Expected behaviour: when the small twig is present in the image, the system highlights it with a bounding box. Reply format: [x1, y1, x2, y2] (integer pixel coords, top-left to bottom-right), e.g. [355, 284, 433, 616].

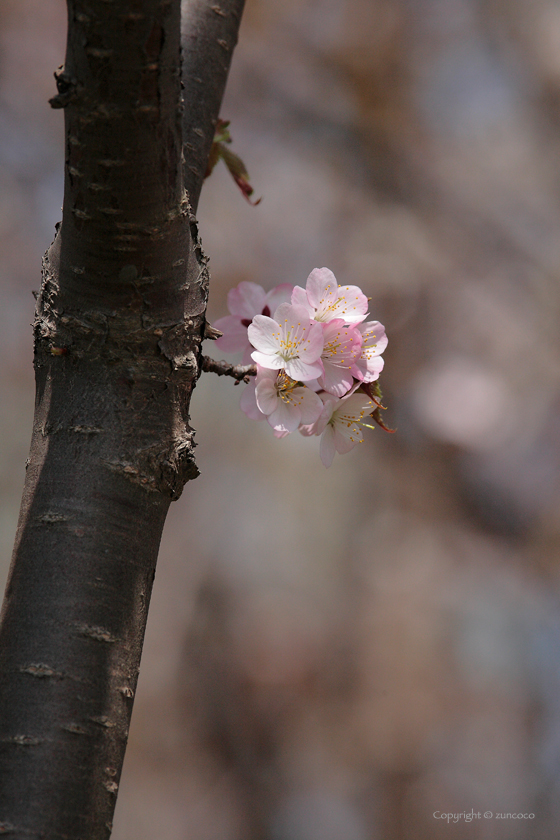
[201, 355, 256, 383]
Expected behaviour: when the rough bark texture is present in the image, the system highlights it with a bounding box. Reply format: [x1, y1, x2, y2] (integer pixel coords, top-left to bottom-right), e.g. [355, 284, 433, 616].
[0, 1, 244, 836]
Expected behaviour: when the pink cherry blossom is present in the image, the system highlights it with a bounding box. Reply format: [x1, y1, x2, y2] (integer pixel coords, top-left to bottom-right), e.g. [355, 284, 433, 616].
[308, 392, 375, 467]
[318, 319, 363, 397]
[353, 320, 388, 383]
[291, 267, 369, 325]
[248, 303, 324, 382]
[214, 281, 293, 363]
[255, 368, 323, 433]
[210, 269, 390, 464]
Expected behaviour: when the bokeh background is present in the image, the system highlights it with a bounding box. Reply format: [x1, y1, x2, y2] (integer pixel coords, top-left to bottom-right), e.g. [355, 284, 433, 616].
[2, 0, 560, 837]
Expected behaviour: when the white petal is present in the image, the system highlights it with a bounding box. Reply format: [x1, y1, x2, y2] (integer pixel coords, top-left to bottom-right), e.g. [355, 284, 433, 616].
[267, 399, 301, 433]
[313, 397, 337, 436]
[296, 388, 324, 425]
[328, 285, 369, 323]
[255, 366, 279, 384]
[255, 379, 279, 415]
[247, 314, 282, 354]
[336, 393, 374, 417]
[251, 350, 284, 369]
[329, 393, 373, 448]
[285, 356, 324, 382]
[333, 423, 363, 453]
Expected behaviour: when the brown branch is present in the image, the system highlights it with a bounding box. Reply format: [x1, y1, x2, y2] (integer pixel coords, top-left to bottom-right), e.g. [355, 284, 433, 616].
[201, 355, 257, 383]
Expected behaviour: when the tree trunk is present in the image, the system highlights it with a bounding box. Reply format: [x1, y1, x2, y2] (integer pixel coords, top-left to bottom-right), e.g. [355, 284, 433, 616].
[0, 1, 244, 836]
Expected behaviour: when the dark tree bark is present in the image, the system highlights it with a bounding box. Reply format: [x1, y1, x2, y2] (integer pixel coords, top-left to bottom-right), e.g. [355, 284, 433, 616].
[0, 0, 244, 836]
[182, 0, 245, 211]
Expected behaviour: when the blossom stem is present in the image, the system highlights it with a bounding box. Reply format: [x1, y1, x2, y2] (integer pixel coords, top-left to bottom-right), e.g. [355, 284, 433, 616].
[200, 355, 257, 383]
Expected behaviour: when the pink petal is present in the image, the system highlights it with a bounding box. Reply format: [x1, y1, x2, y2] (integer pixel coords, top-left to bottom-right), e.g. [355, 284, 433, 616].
[273, 302, 309, 325]
[321, 320, 362, 363]
[319, 363, 355, 397]
[358, 320, 388, 354]
[354, 355, 385, 383]
[305, 378, 322, 392]
[290, 285, 313, 315]
[227, 281, 267, 318]
[319, 321, 362, 395]
[241, 345, 256, 364]
[305, 267, 338, 310]
[265, 283, 293, 315]
[214, 315, 250, 354]
[297, 319, 325, 363]
[354, 320, 387, 381]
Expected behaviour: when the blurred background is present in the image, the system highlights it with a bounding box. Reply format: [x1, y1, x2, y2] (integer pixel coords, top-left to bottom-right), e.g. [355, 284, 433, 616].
[2, 0, 560, 837]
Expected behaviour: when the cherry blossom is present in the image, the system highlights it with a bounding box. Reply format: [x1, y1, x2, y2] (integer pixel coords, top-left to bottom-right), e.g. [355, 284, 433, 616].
[306, 391, 376, 467]
[291, 267, 369, 324]
[214, 281, 293, 363]
[318, 319, 363, 397]
[353, 320, 388, 383]
[248, 303, 324, 381]
[254, 368, 323, 433]
[205, 267, 391, 465]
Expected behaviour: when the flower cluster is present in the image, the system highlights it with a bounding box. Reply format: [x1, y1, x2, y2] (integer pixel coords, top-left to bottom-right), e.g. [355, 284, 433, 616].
[214, 268, 388, 467]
